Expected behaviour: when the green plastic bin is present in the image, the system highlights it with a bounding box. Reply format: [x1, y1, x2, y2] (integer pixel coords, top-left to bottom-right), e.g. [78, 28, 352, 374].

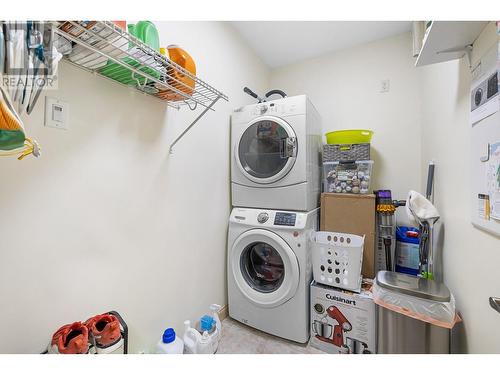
[99, 21, 161, 86]
[325, 129, 374, 145]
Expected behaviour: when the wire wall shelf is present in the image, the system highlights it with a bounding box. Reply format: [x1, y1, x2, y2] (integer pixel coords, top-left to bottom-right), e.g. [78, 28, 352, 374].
[53, 21, 228, 152]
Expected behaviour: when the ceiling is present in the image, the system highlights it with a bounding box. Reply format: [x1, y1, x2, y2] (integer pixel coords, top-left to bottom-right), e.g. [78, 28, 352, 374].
[229, 21, 412, 68]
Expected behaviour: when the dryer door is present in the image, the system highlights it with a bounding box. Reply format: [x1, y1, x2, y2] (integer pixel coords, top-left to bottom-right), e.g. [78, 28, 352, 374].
[230, 229, 300, 308]
[236, 116, 297, 184]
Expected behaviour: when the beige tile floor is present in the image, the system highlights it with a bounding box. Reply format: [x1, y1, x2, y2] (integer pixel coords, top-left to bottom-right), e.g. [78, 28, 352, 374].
[217, 318, 324, 354]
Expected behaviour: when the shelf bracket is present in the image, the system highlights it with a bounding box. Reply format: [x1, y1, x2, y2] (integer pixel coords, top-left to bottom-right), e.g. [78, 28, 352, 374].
[437, 44, 473, 68]
[169, 96, 221, 154]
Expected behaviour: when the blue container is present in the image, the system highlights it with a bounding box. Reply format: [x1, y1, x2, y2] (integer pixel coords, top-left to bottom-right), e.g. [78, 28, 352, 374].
[395, 226, 420, 276]
[200, 315, 215, 332]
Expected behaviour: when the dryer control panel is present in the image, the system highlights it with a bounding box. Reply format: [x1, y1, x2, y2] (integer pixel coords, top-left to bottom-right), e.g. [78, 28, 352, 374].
[230, 95, 307, 124]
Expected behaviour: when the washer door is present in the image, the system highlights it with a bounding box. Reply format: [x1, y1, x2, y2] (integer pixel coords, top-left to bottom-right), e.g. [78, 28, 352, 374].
[231, 229, 300, 308]
[236, 116, 297, 184]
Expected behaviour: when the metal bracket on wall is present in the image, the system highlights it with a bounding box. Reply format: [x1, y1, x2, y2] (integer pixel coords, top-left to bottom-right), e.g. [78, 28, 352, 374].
[169, 96, 221, 154]
[437, 44, 473, 68]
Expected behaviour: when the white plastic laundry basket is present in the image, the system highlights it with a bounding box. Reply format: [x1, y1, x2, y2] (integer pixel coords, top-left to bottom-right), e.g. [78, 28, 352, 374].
[311, 231, 364, 292]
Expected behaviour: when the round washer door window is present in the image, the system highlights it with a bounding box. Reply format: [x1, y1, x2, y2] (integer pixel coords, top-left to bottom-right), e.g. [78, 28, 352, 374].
[240, 242, 285, 293]
[231, 229, 300, 308]
[236, 116, 297, 184]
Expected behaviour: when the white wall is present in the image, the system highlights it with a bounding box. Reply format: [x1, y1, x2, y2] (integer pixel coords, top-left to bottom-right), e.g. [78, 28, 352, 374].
[269, 29, 499, 353]
[270, 32, 422, 219]
[418, 22, 500, 353]
[0, 21, 269, 353]
[3, 20, 498, 355]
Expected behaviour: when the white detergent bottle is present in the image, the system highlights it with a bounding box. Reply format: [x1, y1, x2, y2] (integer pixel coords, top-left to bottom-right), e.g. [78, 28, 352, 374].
[197, 331, 213, 354]
[183, 320, 214, 354]
[156, 328, 184, 354]
[183, 320, 198, 354]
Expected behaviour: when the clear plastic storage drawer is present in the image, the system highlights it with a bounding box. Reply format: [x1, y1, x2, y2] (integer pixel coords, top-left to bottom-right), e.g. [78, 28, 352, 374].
[323, 160, 374, 194]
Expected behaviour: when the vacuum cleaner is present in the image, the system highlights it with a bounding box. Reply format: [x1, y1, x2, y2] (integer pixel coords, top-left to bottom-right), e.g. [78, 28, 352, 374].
[375, 190, 406, 272]
[376, 162, 438, 280]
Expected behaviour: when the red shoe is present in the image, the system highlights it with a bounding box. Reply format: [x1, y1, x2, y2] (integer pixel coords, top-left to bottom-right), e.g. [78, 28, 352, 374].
[48, 322, 89, 354]
[85, 313, 122, 350]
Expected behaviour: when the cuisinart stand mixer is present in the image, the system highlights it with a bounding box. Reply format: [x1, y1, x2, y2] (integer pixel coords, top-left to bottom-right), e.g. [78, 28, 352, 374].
[313, 305, 365, 354]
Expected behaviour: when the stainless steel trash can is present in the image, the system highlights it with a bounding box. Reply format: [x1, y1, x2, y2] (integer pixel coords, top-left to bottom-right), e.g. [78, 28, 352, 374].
[375, 271, 453, 354]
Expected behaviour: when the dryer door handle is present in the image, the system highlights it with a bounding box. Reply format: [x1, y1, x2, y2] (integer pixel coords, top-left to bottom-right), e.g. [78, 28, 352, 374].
[280, 137, 297, 159]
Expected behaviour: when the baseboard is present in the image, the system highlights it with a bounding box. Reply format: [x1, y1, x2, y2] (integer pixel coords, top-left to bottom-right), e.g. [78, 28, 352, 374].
[218, 305, 229, 321]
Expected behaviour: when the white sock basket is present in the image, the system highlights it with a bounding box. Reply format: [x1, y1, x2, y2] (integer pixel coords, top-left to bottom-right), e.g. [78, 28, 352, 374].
[310, 231, 365, 292]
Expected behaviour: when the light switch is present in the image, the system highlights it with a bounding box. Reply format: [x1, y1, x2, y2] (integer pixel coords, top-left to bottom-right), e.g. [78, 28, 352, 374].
[380, 79, 390, 93]
[52, 104, 64, 122]
[45, 97, 69, 130]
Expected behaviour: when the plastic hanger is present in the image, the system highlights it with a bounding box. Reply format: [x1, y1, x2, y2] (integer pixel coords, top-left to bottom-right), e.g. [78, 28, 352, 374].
[27, 22, 47, 114]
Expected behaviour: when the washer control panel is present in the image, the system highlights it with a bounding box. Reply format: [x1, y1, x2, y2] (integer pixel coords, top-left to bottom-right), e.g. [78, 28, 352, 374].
[230, 207, 311, 229]
[274, 212, 297, 226]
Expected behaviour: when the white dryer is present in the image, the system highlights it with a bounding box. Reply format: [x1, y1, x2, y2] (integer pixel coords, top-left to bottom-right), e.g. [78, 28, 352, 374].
[227, 207, 318, 343]
[231, 95, 322, 211]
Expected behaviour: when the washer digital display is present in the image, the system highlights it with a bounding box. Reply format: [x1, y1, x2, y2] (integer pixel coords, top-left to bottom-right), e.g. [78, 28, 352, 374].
[274, 212, 296, 226]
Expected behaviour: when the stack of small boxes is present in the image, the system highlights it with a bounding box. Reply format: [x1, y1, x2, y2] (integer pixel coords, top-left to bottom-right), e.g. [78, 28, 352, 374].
[309, 141, 377, 354]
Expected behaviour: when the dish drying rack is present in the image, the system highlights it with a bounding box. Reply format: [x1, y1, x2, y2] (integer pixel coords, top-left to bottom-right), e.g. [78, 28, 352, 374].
[53, 21, 228, 152]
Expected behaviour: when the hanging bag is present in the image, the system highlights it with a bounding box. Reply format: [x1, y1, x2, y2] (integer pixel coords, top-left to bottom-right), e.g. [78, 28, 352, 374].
[0, 73, 40, 159]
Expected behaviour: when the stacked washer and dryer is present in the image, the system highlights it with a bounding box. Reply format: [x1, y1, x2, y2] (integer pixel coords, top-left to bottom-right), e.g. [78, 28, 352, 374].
[227, 95, 322, 343]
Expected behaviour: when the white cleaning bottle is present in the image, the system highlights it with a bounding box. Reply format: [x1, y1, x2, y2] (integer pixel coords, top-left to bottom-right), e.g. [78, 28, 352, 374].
[197, 331, 213, 354]
[183, 320, 213, 354]
[156, 328, 184, 354]
[209, 304, 222, 352]
[183, 320, 197, 354]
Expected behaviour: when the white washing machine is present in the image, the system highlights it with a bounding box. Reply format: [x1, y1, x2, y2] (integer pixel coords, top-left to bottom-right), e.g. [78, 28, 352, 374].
[231, 95, 322, 211]
[227, 207, 318, 343]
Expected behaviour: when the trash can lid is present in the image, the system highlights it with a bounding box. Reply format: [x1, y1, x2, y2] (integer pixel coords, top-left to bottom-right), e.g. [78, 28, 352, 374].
[376, 271, 451, 302]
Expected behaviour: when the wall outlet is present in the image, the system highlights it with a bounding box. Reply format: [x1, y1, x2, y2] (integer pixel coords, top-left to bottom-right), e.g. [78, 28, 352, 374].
[380, 79, 390, 93]
[44, 97, 69, 130]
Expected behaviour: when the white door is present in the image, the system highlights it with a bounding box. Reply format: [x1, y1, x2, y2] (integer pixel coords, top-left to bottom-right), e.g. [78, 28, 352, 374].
[235, 116, 297, 184]
[230, 229, 300, 308]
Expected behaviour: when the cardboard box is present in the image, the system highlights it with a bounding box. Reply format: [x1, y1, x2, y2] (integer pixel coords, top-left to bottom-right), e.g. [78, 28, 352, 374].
[320, 193, 376, 278]
[310, 281, 376, 354]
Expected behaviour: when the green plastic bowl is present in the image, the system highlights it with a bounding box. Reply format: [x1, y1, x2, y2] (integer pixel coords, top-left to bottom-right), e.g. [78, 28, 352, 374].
[325, 129, 374, 145]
